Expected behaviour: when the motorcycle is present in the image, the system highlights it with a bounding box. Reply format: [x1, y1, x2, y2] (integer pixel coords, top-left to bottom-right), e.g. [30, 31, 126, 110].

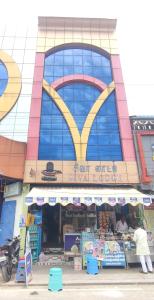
[0, 236, 20, 282]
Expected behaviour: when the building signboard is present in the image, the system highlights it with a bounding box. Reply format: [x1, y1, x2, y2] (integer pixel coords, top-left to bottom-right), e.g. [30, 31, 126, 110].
[24, 160, 139, 184]
[131, 119, 154, 131]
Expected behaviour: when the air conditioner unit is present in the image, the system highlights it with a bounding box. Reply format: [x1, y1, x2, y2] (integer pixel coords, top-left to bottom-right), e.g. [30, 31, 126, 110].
[4, 182, 22, 198]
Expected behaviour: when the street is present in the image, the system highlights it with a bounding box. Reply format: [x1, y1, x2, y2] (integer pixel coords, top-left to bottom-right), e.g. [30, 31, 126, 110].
[0, 285, 154, 300]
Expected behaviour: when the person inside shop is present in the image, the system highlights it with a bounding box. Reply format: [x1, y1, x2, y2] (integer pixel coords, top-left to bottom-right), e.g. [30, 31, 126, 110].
[133, 221, 153, 274]
[116, 214, 128, 233]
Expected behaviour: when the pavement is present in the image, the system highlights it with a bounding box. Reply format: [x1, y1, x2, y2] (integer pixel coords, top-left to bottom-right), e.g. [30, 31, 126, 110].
[1, 265, 154, 287]
[1, 285, 154, 300]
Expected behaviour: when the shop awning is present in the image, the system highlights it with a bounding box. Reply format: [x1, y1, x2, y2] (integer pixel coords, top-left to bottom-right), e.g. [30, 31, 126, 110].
[25, 187, 152, 207]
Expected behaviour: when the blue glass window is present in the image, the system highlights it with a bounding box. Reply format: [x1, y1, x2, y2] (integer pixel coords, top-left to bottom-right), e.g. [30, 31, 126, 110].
[39, 91, 76, 160]
[39, 46, 123, 161]
[0, 62, 8, 96]
[44, 47, 112, 84]
[58, 83, 100, 133]
[87, 91, 122, 161]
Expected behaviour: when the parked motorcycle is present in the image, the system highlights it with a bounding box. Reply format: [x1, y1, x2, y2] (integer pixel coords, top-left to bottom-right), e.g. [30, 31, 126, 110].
[0, 236, 20, 282]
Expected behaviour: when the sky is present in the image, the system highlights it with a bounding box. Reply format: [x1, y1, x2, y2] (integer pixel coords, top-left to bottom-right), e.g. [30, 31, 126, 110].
[1, 0, 154, 116]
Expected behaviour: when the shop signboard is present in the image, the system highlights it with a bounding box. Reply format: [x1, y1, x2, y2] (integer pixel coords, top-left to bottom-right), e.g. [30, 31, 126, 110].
[131, 118, 154, 131]
[25, 250, 32, 287]
[24, 160, 139, 184]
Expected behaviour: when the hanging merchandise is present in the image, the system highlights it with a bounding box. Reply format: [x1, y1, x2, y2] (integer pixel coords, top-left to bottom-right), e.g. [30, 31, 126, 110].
[32, 210, 42, 225]
[26, 213, 35, 227]
[98, 211, 116, 232]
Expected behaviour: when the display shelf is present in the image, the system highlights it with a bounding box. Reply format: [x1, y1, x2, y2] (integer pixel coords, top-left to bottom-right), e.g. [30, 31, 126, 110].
[62, 205, 97, 237]
[28, 225, 42, 263]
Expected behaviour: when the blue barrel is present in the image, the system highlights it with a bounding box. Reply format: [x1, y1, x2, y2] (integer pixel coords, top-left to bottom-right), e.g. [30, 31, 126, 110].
[87, 256, 98, 275]
[48, 268, 63, 291]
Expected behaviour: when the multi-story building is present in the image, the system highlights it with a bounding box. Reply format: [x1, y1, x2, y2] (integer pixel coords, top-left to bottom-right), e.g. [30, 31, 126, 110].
[130, 116, 154, 230]
[0, 17, 151, 252]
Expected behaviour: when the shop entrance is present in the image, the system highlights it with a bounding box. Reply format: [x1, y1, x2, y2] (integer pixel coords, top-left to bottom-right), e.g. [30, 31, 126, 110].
[26, 200, 153, 267]
[42, 204, 61, 248]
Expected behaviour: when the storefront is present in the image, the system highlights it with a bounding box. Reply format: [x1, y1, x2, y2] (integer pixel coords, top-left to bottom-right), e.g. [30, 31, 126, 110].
[23, 187, 153, 267]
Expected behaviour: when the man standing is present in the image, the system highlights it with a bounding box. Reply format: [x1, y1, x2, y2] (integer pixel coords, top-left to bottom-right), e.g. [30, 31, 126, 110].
[116, 215, 128, 233]
[133, 222, 153, 274]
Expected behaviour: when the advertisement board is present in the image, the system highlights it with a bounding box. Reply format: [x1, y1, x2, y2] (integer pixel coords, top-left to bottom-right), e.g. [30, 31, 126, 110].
[25, 250, 32, 286]
[102, 240, 126, 267]
[64, 233, 81, 252]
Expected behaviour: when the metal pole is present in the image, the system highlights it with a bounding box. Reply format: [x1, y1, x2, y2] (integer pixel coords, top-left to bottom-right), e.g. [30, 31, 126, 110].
[59, 204, 62, 244]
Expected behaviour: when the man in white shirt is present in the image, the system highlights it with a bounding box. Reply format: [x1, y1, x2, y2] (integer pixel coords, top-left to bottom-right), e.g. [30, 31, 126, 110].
[116, 215, 128, 233]
[133, 222, 153, 274]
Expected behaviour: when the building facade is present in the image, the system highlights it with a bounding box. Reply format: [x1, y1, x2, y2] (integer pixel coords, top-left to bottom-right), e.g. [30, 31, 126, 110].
[130, 116, 154, 192]
[130, 116, 154, 231]
[24, 17, 138, 186]
[0, 17, 146, 248]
